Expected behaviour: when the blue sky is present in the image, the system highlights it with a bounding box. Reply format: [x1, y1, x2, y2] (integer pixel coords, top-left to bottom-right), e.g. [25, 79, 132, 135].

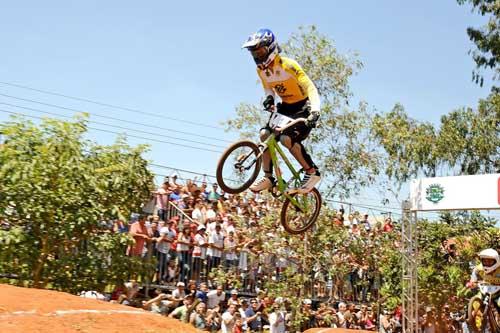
[0, 0, 496, 219]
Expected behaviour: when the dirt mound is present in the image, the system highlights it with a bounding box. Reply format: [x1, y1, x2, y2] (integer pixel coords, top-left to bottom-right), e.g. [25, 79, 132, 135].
[0, 283, 198, 333]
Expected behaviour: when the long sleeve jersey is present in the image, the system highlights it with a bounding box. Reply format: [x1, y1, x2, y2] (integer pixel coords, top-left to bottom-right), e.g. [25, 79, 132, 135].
[256, 55, 320, 112]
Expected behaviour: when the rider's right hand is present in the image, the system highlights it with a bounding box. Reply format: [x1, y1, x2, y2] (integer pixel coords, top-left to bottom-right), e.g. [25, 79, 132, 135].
[263, 95, 274, 111]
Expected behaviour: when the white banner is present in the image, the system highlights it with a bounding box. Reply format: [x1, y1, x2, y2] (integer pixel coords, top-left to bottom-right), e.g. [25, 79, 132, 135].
[410, 173, 500, 211]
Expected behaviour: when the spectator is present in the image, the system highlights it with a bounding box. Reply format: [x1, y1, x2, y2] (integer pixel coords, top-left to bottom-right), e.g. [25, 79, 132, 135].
[156, 220, 176, 283]
[379, 309, 392, 333]
[143, 292, 170, 315]
[207, 224, 224, 272]
[195, 282, 209, 304]
[361, 213, 371, 232]
[228, 289, 240, 306]
[192, 225, 208, 282]
[421, 307, 437, 333]
[208, 183, 221, 203]
[383, 217, 394, 233]
[127, 214, 150, 257]
[168, 294, 195, 322]
[155, 182, 170, 221]
[191, 199, 205, 224]
[224, 231, 238, 270]
[337, 302, 348, 329]
[176, 226, 191, 283]
[268, 302, 286, 333]
[173, 281, 186, 299]
[170, 187, 182, 202]
[113, 219, 129, 233]
[245, 298, 263, 332]
[221, 303, 237, 333]
[189, 301, 208, 330]
[207, 285, 226, 310]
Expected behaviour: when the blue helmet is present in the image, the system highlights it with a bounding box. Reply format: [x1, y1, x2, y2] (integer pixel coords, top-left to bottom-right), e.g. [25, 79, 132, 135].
[242, 28, 281, 69]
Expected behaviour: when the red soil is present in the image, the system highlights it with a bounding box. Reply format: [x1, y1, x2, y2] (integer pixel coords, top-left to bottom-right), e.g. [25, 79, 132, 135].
[0, 283, 199, 333]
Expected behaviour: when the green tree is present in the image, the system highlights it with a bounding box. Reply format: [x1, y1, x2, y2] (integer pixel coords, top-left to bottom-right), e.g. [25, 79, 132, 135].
[457, 0, 500, 86]
[0, 115, 155, 291]
[371, 93, 500, 183]
[225, 26, 381, 199]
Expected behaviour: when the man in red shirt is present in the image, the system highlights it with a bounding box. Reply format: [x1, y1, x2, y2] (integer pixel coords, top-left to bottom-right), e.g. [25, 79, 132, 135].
[127, 214, 151, 256]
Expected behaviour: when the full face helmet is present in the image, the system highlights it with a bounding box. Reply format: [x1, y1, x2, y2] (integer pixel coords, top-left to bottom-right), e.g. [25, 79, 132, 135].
[479, 248, 500, 274]
[242, 28, 281, 69]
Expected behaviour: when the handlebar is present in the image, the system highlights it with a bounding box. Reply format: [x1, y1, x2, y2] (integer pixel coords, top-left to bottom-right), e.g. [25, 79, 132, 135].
[274, 117, 307, 133]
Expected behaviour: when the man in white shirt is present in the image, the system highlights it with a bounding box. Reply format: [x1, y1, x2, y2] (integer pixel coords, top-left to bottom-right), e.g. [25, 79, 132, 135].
[207, 224, 224, 269]
[268, 302, 286, 333]
[206, 285, 226, 310]
[155, 221, 176, 282]
[221, 304, 237, 333]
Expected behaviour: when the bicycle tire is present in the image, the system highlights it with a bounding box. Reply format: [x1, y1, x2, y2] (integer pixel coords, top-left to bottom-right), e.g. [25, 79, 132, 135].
[216, 140, 261, 194]
[467, 295, 486, 333]
[280, 188, 322, 234]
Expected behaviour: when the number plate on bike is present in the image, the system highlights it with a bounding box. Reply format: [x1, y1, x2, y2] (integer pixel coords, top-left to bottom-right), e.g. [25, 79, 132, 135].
[269, 113, 294, 130]
[479, 283, 500, 295]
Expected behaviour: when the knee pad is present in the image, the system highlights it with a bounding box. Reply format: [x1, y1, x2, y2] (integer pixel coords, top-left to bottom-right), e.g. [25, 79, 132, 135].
[259, 128, 271, 142]
[279, 134, 293, 149]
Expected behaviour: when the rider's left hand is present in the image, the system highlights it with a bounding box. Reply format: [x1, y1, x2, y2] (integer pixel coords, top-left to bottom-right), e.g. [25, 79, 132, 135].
[306, 111, 320, 128]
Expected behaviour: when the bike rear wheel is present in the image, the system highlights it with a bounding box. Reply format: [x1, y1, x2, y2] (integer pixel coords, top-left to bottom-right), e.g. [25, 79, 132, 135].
[216, 140, 261, 194]
[280, 188, 322, 234]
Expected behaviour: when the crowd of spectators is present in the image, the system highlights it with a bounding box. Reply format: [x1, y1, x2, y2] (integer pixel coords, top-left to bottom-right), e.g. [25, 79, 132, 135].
[89, 174, 474, 332]
[98, 175, 410, 331]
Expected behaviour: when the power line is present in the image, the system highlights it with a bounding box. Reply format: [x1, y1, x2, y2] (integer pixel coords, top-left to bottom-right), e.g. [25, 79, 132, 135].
[0, 81, 224, 130]
[0, 102, 226, 149]
[0, 93, 232, 143]
[150, 163, 217, 180]
[0, 109, 222, 154]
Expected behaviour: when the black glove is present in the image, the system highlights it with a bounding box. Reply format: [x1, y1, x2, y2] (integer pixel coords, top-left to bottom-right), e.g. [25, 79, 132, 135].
[263, 95, 274, 111]
[305, 111, 320, 128]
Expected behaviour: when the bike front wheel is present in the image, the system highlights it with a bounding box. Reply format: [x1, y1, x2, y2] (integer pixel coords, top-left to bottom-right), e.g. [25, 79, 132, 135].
[280, 188, 322, 234]
[216, 140, 262, 194]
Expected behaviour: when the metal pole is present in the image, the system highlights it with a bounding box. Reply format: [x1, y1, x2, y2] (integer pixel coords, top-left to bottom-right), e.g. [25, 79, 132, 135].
[401, 200, 418, 333]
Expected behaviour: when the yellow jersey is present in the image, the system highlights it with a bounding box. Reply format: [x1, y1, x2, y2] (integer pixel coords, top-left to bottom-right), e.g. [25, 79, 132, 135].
[472, 264, 500, 285]
[257, 55, 320, 112]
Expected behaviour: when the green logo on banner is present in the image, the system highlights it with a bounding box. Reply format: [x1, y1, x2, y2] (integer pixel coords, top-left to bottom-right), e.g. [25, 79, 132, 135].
[425, 183, 445, 204]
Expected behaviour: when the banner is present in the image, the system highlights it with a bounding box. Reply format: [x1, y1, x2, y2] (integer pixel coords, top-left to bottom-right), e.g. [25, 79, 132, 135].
[410, 173, 500, 211]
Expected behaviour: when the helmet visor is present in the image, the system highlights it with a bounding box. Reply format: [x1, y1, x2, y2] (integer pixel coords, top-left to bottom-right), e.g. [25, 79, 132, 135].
[250, 46, 268, 64]
[482, 258, 496, 267]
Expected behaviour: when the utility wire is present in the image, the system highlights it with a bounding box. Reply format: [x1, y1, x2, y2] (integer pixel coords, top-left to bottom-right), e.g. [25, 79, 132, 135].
[0, 93, 232, 143]
[0, 109, 222, 154]
[0, 81, 224, 130]
[150, 163, 217, 180]
[0, 102, 226, 149]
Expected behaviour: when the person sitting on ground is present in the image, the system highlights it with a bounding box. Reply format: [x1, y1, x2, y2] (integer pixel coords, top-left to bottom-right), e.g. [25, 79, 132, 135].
[189, 301, 208, 330]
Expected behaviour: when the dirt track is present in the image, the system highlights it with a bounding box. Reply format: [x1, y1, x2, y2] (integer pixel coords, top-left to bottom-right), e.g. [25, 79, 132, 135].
[0, 283, 198, 333]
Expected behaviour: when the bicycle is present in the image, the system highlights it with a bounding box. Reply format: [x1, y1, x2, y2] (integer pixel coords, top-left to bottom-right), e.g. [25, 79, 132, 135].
[216, 111, 322, 234]
[467, 283, 500, 333]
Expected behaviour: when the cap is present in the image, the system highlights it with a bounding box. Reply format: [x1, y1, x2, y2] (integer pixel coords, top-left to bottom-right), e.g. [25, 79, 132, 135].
[177, 282, 185, 287]
[197, 225, 206, 231]
[231, 289, 238, 295]
[303, 299, 312, 305]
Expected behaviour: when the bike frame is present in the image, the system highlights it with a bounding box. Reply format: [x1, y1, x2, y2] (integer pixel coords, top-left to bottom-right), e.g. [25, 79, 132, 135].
[258, 132, 305, 209]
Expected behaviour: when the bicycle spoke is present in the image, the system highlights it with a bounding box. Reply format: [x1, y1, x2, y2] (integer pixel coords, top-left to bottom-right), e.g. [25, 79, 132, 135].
[281, 189, 321, 234]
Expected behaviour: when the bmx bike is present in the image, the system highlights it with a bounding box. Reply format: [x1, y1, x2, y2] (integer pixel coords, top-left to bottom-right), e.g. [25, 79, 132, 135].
[467, 282, 500, 333]
[216, 111, 322, 234]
